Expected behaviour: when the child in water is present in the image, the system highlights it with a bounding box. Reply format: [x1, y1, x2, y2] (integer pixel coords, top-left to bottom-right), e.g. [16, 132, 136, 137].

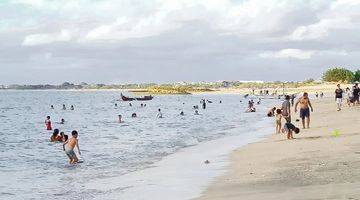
[45, 116, 52, 130]
[50, 129, 60, 142]
[275, 109, 282, 133]
[63, 130, 81, 164]
[58, 132, 68, 142]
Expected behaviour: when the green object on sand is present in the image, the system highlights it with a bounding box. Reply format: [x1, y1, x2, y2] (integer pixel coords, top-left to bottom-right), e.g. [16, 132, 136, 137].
[332, 130, 340, 137]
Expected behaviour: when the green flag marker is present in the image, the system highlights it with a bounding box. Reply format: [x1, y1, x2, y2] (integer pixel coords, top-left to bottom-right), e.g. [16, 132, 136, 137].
[332, 130, 340, 137]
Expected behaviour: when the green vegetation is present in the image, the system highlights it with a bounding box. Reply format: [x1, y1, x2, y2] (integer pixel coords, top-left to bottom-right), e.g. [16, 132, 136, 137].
[354, 70, 360, 82]
[322, 68, 355, 83]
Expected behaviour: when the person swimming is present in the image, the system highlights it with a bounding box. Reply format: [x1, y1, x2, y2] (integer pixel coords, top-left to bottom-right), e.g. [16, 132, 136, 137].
[257, 98, 261, 105]
[267, 107, 276, 117]
[50, 105, 54, 109]
[70, 105, 74, 110]
[132, 113, 137, 118]
[50, 129, 60, 142]
[62, 104, 66, 110]
[115, 103, 118, 107]
[180, 111, 184, 116]
[58, 131, 68, 142]
[157, 109, 163, 118]
[45, 116, 52, 130]
[129, 103, 132, 107]
[194, 110, 200, 115]
[60, 118, 65, 124]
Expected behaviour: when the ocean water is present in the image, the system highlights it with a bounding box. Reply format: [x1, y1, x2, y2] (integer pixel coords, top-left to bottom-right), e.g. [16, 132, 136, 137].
[0, 90, 277, 200]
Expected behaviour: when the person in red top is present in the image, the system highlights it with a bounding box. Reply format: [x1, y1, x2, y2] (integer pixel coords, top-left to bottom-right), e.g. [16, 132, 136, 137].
[45, 116, 52, 130]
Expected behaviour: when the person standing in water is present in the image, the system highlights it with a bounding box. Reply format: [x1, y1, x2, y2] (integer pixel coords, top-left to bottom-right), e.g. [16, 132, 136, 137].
[50, 105, 54, 109]
[294, 92, 314, 129]
[70, 105, 74, 110]
[63, 130, 81, 164]
[118, 115, 123, 123]
[202, 99, 206, 109]
[335, 84, 344, 111]
[157, 109, 163, 118]
[45, 116, 52, 130]
[62, 104, 66, 110]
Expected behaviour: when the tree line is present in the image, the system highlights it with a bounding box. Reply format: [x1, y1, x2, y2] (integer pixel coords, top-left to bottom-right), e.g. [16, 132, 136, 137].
[323, 68, 360, 83]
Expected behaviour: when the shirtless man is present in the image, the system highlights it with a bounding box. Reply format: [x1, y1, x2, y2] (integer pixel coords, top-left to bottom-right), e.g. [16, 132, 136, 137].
[63, 130, 81, 164]
[295, 92, 314, 129]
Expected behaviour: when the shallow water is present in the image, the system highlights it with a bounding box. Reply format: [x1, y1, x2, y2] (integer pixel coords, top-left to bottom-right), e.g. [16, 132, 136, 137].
[0, 90, 278, 199]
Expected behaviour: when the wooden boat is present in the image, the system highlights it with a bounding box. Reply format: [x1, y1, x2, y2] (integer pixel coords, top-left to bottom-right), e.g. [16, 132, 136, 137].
[121, 93, 153, 101]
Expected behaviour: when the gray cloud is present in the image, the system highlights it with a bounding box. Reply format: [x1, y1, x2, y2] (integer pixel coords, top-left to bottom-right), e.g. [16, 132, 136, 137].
[0, 0, 359, 84]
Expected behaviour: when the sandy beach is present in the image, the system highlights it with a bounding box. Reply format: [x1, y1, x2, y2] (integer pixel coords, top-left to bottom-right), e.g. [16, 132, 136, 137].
[198, 95, 360, 200]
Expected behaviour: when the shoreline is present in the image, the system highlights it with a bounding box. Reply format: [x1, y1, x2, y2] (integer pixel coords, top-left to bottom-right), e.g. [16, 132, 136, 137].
[197, 96, 360, 200]
[84, 114, 274, 200]
[0, 83, 350, 95]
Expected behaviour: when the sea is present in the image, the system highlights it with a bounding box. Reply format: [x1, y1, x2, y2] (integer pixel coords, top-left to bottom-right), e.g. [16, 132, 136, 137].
[0, 90, 278, 200]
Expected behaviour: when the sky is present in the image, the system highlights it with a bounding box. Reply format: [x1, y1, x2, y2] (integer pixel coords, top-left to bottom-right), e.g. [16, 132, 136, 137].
[0, 0, 359, 84]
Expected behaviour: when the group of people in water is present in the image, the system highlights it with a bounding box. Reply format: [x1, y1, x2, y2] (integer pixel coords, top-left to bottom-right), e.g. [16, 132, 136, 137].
[116, 99, 213, 123]
[51, 104, 75, 110]
[46, 104, 81, 164]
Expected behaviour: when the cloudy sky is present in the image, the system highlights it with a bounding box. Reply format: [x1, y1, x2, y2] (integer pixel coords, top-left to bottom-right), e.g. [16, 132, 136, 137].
[0, 0, 359, 84]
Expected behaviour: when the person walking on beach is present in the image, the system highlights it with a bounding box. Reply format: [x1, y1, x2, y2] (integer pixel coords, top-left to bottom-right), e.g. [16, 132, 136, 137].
[290, 94, 295, 106]
[281, 95, 291, 123]
[345, 87, 353, 107]
[45, 116, 52, 130]
[295, 92, 314, 129]
[353, 83, 360, 105]
[335, 84, 344, 111]
[63, 130, 81, 164]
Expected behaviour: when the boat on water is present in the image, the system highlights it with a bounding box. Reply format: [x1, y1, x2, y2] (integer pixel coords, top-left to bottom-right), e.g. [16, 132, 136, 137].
[121, 93, 154, 101]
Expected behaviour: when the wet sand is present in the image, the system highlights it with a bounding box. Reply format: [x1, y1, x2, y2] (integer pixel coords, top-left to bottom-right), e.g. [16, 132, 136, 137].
[197, 96, 360, 200]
